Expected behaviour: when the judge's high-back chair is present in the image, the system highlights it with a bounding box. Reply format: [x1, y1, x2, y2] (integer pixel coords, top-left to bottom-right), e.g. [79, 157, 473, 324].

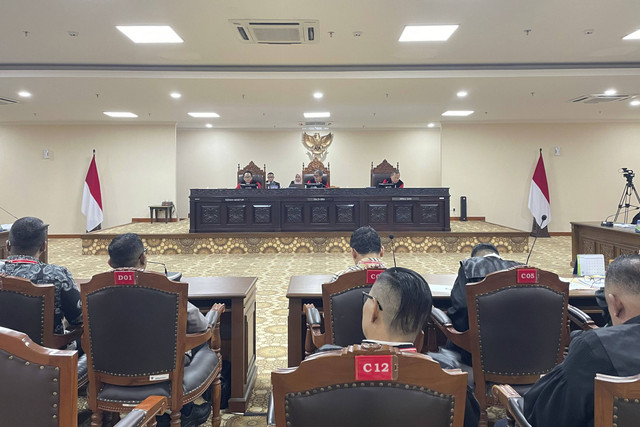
[430, 267, 573, 426]
[81, 269, 224, 427]
[237, 161, 266, 188]
[370, 159, 399, 187]
[270, 343, 468, 427]
[0, 273, 87, 387]
[303, 269, 384, 355]
[302, 157, 330, 186]
[0, 326, 168, 427]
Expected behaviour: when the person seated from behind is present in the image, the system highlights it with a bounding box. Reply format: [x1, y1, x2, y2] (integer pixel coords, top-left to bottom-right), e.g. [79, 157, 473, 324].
[265, 172, 280, 189]
[306, 169, 328, 188]
[107, 233, 213, 426]
[236, 170, 262, 189]
[0, 216, 82, 336]
[332, 226, 385, 281]
[521, 254, 640, 427]
[362, 268, 480, 427]
[446, 243, 522, 365]
[382, 169, 404, 188]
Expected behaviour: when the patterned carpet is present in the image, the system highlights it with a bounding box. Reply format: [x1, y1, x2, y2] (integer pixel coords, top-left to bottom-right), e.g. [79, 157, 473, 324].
[48, 223, 573, 426]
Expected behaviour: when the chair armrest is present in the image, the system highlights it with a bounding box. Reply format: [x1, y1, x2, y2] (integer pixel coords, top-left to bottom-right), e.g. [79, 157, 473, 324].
[267, 390, 276, 426]
[492, 385, 531, 427]
[430, 307, 471, 351]
[49, 324, 83, 349]
[304, 304, 327, 355]
[114, 396, 168, 427]
[185, 303, 225, 351]
[205, 303, 225, 328]
[568, 304, 598, 331]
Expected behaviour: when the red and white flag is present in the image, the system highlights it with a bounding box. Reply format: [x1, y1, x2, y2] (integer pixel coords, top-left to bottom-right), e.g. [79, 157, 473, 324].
[528, 151, 550, 228]
[81, 153, 103, 231]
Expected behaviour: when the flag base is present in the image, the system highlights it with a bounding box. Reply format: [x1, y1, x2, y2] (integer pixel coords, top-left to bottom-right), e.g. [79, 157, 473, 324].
[530, 218, 550, 238]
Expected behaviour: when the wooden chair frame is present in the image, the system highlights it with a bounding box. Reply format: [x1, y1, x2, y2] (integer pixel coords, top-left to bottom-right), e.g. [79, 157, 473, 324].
[238, 161, 267, 188]
[370, 159, 399, 187]
[271, 344, 467, 427]
[302, 157, 330, 186]
[431, 267, 571, 426]
[595, 373, 640, 427]
[81, 269, 224, 427]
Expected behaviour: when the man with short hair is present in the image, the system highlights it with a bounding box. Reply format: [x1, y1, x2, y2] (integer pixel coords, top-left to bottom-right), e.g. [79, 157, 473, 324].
[0, 216, 82, 335]
[361, 267, 480, 426]
[382, 169, 404, 188]
[107, 233, 213, 427]
[265, 172, 280, 189]
[332, 226, 385, 281]
[235, 170, 262, 189]
[306, 169, 328, 188]
[446, 243, 522, 364]
[522, 254, 640, 427]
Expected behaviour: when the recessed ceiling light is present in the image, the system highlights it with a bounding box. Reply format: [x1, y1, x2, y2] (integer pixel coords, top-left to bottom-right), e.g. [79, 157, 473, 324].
[604, 89, 617, 96]
[313, 92, 324, 99]
[116, 26, 183, 44]
[456, 91, 468, 98]
[623, 29, 640, 40]
[304, 112, 331, 118]
[205, 123, 213, 128]
[399, 25, 459, 42]
[18, 91, 31, 97]
[442, 110, 474, 117]
[427, 123, 436, 128]
[188, 112, 220, 118]
[630, 100, 640, 106]
[170, 92, 182, 99]
[103, 112, 138, 118]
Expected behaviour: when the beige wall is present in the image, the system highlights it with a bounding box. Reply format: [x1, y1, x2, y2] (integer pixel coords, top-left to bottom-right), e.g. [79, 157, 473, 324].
[176, 129, 441, 218]
[442, 123, 640, 232]
[0, 124, 176, 234]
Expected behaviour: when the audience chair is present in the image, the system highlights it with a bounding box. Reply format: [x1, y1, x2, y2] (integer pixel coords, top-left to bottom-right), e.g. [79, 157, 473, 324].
[430, 267, 587, 426]
[0, 326, 168, 427]
[302, 157, 330, 186]
[0, 273, 87, 387]
[237, 161, 266, 188]
[303, 269, 383, 355]
[491, 384, 531, 427]
[568, 304, 599, 331]
[269, 343, 468, 427]
[595, 373, 640, 427]
[370, 159, 399, 187]
[81, 269, 224, 427]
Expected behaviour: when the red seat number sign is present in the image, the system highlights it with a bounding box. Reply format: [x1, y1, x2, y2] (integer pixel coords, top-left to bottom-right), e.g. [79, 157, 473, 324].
[355, 355, 396, 380]
[517, 268, 538, 284]
[114, 271, 136, 285]
[366, 269, 384, 284]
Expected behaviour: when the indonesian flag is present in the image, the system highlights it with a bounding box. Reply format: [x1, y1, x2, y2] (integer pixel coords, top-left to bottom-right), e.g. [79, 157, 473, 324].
[81, 153, 103, 231]
[528, 151, 550, 228]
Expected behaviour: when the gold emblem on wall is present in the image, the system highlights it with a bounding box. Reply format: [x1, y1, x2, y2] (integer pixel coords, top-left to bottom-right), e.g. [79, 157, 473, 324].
[302, 132, 333, 162]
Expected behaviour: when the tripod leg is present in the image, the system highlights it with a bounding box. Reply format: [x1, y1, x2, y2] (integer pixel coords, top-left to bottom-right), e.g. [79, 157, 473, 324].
[614, 183, 632, 223]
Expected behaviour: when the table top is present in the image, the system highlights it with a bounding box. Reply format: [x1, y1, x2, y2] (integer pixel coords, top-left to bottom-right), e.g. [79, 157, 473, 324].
[286, 274, 597, 299]
[77, 276, 257, 298]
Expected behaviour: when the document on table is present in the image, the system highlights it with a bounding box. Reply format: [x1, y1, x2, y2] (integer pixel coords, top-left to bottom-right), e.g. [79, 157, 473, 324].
[429, 284, 453, 295]
[562, 276, 604, 290]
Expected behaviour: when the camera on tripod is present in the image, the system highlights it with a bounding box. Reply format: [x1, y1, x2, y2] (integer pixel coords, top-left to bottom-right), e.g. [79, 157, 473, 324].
[620, 167, 635, 183]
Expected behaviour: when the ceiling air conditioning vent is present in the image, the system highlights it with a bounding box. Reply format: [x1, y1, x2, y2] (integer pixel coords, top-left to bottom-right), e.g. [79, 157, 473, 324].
[0, 97, 18, 106]
[569, 94, 633, 104]
[230, 19, 318, 44]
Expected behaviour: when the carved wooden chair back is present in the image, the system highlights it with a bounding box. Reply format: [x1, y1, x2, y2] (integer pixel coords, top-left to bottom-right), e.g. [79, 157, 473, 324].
[370, 159, 399, 187]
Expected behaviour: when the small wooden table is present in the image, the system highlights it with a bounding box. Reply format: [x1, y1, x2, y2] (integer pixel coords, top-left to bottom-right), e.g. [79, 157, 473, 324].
[149, 205, 173, 223]
[286, 273, 598, 367]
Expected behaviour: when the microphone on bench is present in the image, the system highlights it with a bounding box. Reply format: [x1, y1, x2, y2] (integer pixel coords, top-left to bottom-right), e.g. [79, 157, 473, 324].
[147, 260, 182, 282]
[525, 214, 547, 266]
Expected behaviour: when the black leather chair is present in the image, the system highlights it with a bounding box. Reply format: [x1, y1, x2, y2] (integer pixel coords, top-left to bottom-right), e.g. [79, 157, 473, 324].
[0, 325, 168, 427]
[0, 273, 87, 387]
[269, 343, 468, 427]
[430, 267, 592, 426]
[81, 269, 224, 427]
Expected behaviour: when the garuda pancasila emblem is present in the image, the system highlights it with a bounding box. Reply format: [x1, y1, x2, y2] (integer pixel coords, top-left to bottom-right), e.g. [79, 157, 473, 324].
[302, 132, 333, 162]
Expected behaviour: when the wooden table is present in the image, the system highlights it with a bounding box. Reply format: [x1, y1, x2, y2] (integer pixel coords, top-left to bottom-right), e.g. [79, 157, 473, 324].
[286, 274, 598, 367]
[184, 277, 257, 413]
[78, 276, 257, 413]
[571, 221, 640, 265]
[149, 205, 173, 223]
